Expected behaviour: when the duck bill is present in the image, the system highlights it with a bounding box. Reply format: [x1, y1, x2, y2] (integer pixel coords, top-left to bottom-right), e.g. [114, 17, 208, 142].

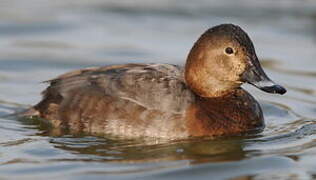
[242, 58, 287, 95]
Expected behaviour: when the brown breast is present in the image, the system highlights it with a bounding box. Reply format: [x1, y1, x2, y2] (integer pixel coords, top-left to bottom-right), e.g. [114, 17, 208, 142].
[185, 88, 264, 137]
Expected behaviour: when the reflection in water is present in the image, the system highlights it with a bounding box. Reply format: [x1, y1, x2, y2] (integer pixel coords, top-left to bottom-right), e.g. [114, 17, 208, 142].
[21, 116, 249, 164]
[50, 136, 248, 164]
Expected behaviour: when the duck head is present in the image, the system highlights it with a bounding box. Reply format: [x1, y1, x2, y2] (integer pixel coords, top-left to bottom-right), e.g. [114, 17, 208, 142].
[185, 24, 286, 97]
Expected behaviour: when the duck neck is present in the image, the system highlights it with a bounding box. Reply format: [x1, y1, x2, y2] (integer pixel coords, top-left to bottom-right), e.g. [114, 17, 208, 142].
[184, 58, 237, 98]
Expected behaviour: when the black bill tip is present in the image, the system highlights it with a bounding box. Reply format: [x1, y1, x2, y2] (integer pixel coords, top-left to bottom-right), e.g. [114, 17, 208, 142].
[259, 84, 287, 95]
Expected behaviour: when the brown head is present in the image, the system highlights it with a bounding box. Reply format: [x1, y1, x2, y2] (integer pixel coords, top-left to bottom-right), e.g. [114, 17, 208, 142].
[185, 24, 286, 97]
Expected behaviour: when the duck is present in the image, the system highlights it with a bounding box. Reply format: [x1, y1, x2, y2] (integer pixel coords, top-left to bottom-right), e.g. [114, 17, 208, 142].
[25, 24, 286, 139]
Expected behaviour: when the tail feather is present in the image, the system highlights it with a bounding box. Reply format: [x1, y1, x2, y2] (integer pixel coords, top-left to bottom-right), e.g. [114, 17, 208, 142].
[19, 107, 40, 117]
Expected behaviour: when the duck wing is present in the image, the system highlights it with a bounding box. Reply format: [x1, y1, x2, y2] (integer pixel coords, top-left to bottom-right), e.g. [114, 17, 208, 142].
[33, 63, 195, 117]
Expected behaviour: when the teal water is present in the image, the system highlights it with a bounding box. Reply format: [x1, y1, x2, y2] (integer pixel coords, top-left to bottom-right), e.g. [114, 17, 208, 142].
[0, 0, 316, 179]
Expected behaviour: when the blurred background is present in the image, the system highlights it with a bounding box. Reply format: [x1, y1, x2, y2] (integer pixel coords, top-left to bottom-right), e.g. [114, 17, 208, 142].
[0, 0, 316, 179]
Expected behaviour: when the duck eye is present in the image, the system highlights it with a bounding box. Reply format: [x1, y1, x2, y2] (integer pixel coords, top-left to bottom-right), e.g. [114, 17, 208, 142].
[225, 47, 234, 55]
